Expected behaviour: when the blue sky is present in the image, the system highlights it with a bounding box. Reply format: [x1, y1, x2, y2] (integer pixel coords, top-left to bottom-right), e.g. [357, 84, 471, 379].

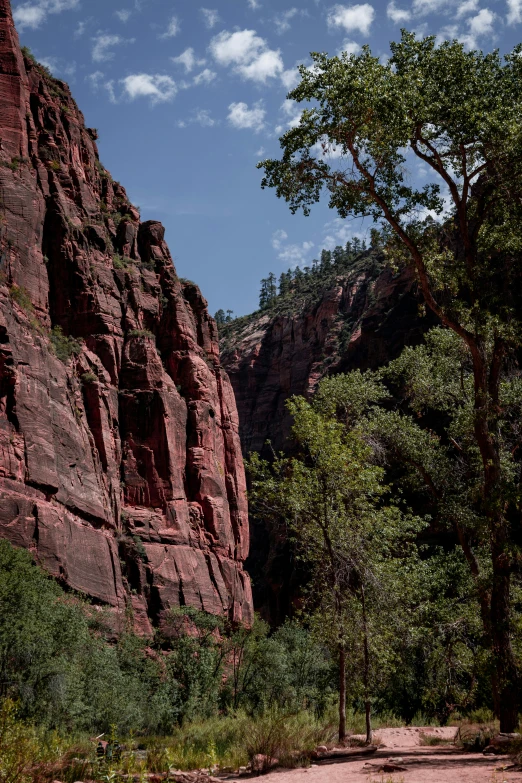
[12, 0, 522, 316]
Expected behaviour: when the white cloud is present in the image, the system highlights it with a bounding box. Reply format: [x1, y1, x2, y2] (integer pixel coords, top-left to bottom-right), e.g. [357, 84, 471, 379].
[74, 19, 87, 37]
[323, 217, 362, 249]
[386, 1, 412, 22]
[256, 146, 266, 156]
[193, 68, 216, 85]
[327, 4, 375, 36]
[456, 0, 479, 17]
[467, 7, 496, 35]
[281, 99, 303, 128]
[160, 14, 180, 38]
[274, 8, 308, 34]
[507, 0, 522, 24]
[201, 8, 219, 28]
[339, 39, 362, 55]
[121, 74, 177, 104]
[171, 47, 205, 73]
[13, 0, 79, 30]
[87, 71, 116, 102]
[412, 0, 451, 15]
[272, 230, 314, 267]
[178, 109, 216, 128]
[228, 101, 266, 132]
[247, 0, 261, 8]
[210, 29, 284, 83]
[281, 67, 300, 90]
[92, 33, 133, 63]
[115, 9, 132, 22]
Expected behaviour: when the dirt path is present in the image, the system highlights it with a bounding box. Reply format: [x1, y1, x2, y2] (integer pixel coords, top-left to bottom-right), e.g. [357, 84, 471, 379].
[260, 727, 521, 783]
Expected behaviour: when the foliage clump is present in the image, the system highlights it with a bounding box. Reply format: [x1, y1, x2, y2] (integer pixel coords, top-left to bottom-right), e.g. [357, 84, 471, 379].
[50, 326, 82, 362]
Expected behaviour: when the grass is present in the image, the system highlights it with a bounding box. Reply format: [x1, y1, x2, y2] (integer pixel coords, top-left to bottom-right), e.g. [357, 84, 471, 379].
[419, 732, 452, 746]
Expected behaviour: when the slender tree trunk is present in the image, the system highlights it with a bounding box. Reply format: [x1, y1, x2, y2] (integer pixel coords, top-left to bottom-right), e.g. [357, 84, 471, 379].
[491, 549, 519, 732]
[361, 585, 373, 744]
[339, 643, 346, 743]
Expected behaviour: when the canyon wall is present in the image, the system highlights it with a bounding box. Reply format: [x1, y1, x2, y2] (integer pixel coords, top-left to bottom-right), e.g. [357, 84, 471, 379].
[0, 0, 252, 633]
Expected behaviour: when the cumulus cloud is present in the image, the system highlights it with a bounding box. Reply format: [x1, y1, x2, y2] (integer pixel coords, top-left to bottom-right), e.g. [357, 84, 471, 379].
[280, 99, 303, 129]
[327, 4, 375, 36]
[412, 0, 451, 15]
[193, 68, 216, 85]
[247, 0, 261, 8]
[210, 29, 284, 83]
[13, 0, 79, 30]
[121, 74, 177, 104]
[171, 47, 205, 73]
[201, 8, 219, 28]
[228, 101, 266, 132]
[281, 67, 300, 90]
[467, 7, 496, 36]
[339, 39, 362, 55]
[178, 109, 216, 128]
[115, 9, 132, 22]
[507, 0, 522, 24]
[160, 15, 180, 38]
[92, 33, 134, 63]
[456, 0, 479, 17]
[274, 8, 308, 34]
[87, 71, 116, 102]
[323, 218, 362, 250]
[272, 230, 314, 267]
[386, 1, 412, 22]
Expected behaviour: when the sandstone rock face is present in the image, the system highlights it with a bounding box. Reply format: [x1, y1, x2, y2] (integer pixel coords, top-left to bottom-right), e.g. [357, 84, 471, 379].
[221, 260, 434, 622]
[221, 263, 433, 455]
[0, 0, 252, 632]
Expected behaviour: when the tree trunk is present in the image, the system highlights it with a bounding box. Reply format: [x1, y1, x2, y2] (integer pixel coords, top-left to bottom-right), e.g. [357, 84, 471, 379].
[365, 700, 372, 745]
[361, 585, 373, 744]
[339, 644, 346, 743]
[491, 554, 519, 732]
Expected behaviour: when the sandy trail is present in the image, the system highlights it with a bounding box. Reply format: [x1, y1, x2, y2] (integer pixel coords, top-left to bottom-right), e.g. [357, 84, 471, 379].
[260, 727, 521, 783]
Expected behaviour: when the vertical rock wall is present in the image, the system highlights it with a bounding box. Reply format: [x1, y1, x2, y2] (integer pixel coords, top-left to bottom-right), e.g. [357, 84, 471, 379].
[0, 0, 252, 633]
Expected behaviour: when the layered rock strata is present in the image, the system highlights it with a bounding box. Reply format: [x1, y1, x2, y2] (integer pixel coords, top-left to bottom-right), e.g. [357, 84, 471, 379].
[0, 0, 252, 633]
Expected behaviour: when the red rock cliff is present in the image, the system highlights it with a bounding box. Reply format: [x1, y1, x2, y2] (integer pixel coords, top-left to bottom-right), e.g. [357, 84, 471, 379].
[0, 0, 252, 632]
[221, 260, 433, 455]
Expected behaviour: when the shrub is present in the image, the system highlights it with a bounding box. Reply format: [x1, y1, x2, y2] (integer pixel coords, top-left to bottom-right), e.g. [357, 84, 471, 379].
[9, 285, 33, 313]
[50, 326, 82, 362]
[48, 160, 61, 172]
[0, 700, 41, 783]
[112, 254, 133, 270]
[81, 371, 98, 384]
[128, 329, 154, 339]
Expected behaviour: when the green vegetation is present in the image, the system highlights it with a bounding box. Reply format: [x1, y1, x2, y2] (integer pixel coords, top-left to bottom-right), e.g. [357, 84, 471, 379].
[50, 326, 83, 362]
[112, 254, 133, 270]
[259, 30, 522, 733]
[128, 328, 154, 339]
[81, 371, 98, 384]
[9, 285, 33, 313]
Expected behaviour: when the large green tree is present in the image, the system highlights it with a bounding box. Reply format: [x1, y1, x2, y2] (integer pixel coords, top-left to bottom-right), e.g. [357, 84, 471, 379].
[259, 32, 522, 731]
[248, 390, 422, 742]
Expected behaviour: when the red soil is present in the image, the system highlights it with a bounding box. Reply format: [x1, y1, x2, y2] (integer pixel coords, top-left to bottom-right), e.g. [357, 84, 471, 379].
[262, 727, 520, 783]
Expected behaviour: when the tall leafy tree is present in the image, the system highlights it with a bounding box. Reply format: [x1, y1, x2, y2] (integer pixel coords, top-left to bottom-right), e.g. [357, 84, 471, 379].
[248, 390, 422, 742]
[258, 32, 522, 731]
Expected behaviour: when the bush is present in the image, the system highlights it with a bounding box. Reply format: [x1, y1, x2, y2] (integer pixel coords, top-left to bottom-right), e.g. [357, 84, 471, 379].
[0, 700, 41, 783]
[50, 327, 82, 362]
[9, 285, 33, 313]
[128, 329, 154, 339]
[81, 371, 98, 384]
